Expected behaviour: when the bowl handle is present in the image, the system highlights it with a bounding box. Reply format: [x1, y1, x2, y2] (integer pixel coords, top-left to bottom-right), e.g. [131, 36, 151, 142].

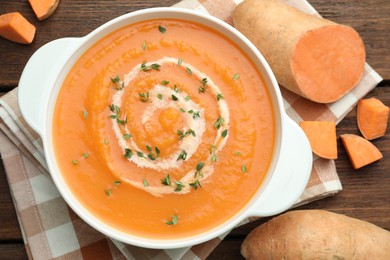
[246, 115, 312, 217]
[18, 38, 81, 136]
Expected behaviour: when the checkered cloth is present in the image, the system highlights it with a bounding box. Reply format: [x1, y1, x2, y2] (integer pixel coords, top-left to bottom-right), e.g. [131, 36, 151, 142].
[0, 0, 382, 259]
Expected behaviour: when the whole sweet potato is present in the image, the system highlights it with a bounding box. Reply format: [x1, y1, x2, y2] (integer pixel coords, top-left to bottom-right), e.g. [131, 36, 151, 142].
[242, 210, 390, 259]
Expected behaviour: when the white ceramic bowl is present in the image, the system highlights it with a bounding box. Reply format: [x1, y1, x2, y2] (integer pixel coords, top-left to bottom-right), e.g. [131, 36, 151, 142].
[18, 7, 312, 249]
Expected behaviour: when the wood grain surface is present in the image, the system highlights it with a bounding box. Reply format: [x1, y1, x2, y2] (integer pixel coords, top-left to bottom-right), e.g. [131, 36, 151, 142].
[0, 0, 389, 259]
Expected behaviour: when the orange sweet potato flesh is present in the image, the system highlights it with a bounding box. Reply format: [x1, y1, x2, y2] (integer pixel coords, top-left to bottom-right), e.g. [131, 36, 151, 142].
[0, 12, 36, 44]
[29, 0, 60, 21]
[299, 121, 337, 159]
[341, 134, 383, 169]
[357, 98, 389, 140]
[233, 0, 366, 103]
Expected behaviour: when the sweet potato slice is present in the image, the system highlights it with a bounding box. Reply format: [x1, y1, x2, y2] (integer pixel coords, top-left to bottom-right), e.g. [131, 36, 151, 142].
[299, 121, 337, 159]
[357, 98, 389, 140]
[0, 12, 36, 44]
[233, 0, 366, 103]
[28, 0, 60, 21]
[340, 134, 383, 169]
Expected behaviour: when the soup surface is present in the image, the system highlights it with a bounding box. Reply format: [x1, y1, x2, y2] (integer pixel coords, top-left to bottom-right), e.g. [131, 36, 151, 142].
[53, 18, 275, 239]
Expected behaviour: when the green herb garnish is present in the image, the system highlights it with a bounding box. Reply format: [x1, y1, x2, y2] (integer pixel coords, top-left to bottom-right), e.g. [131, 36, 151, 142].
[196, 162, 204, 171]
[161, 80, 169, 85]
[192, 111, 200, 119]
[123, 133, 132, 140]
[139, 92, 150, 102]
[104, 138, 109, 145]
[177, 150, 187, 161]
[124, 148, 133, 159]
[178, 58, 182, 66]
[199, 78, 208, 93]
[189, 179, 202, 190]
[214, 116, 225, 129]
[105, 188, 112, 197]
[232, 73, 240, 80]
[158, 25, 166, 33]
[83, 110, 88, 119]
[241, 164, 247, 173]
[172, 95, 178, 101]
[137, 151, 145, 158]
[185, 67, 192, 75]
[82, 153, 89, 159]
[166, 214, 178, 225]
[194, 162, 204, 178]
[174, 181, 185, 192]
[161, 174, 171, 186]
[221, 129, 228, 138]
[143, 179, 149, 187]
[140, 63, 160, 72]
[108, 104, 127, 125]
[157, 93, 163, 100]
[177, 129, 196, 140]
[111, 75, 124, 90]
[210, 145, 217, 162]
[185, 96, 191, 101]
[150, 63, 160, 70]
[111, 75, 120, 84]
[147, 146, 160, 161]
[216, 93, 224, 101]
[114, 180, 121, 186]
[173, 84, 181, 93]
[72, 159, 79, 165]
[142, 40, 147, 50]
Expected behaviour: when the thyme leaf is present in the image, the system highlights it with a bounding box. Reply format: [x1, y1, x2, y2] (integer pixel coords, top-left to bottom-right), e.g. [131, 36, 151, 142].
[166, 214, 178, 225]
[158, 25, 166, 33]
[161, 174, 171, 186]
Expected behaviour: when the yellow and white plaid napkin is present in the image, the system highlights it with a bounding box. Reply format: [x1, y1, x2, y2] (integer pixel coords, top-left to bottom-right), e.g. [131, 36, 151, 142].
[0, 0, 382, 259]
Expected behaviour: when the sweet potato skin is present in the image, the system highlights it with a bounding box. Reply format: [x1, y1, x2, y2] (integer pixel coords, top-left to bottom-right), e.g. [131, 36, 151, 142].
[241, 210, 390, 259]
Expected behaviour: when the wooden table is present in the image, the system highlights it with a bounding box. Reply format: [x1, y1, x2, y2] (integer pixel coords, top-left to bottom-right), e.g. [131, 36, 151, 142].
[0, 0, 389, 259]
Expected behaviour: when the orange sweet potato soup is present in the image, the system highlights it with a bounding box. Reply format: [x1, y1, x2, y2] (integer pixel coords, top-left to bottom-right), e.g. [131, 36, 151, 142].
[53, 18, 275, 239]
